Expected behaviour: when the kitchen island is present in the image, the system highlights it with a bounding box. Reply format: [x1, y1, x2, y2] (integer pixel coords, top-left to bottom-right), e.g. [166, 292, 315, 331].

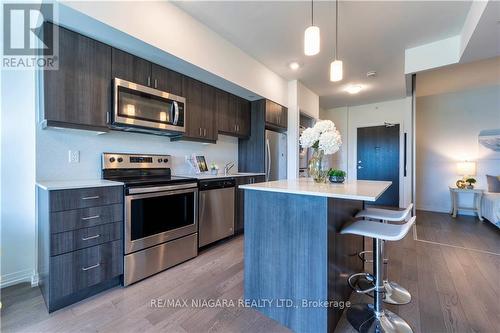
[240, 178, 391, 333]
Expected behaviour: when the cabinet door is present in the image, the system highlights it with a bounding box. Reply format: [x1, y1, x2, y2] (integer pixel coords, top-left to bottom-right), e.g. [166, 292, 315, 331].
[183, 76, 203, 138]
[237, 98, 251, 137]
[216, 89, 234, 134]
[234, 177, 249, 233]
[278, 105, 288, 128]
[43, 23, 111, 130]
[112, 48, 151, 86]
[152, 64, 183, 96]
[201, 83, 217, 141]
[265, 100, 278, 125]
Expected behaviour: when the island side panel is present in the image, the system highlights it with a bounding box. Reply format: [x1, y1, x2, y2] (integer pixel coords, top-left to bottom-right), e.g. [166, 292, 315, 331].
[327, 198, 364, 331]
[244, 190, 329, 333]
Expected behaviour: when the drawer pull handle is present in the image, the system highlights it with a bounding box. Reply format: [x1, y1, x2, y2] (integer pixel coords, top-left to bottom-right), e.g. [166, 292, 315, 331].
[82, 263, 100, 271]
[82, 234, 100, 241]
[82, 196, 100, 200]
[81, 215, 100, 221]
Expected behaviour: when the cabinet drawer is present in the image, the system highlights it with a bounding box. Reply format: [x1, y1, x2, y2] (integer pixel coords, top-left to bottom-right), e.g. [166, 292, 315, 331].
[50, 186, 123, 212]
[50, 222, 122, 256]
[50, 204, 123, 233]
[50, 240, 123, 299]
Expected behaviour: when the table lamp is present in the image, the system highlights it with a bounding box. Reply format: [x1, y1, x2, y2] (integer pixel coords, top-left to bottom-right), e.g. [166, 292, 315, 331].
[456, 161, 476, 189]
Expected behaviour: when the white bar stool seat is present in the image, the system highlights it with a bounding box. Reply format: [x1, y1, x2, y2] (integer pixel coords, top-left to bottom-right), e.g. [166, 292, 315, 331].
[341, 216, 416, 333]
[355, 203, 413, 222]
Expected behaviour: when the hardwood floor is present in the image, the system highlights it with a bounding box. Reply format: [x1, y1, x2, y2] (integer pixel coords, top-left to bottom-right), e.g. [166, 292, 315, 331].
[1, 210, 499, 333]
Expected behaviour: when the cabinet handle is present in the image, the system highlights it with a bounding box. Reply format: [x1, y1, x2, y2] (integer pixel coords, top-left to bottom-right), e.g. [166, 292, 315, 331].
[82, 196, 100, 200]
[82, 234, 100, 241]
[82, 263, 100, 271]
[148, 76, 151, 86]
[199, 128, 202, 136]
[234, 124, 237, 132]
[82, 215, 100, 221]
[154, 79, 158, 89]
[204, 128, 207, 137]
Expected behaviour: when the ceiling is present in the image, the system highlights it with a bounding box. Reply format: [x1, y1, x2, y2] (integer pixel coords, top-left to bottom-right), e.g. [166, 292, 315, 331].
[174, 1, 472, 109]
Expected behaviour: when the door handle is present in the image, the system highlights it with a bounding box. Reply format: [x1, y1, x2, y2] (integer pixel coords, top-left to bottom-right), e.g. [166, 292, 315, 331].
[199, 128, 202, 136]
[266, 139, 271, 182]
[81, 234, 100, 241]
[81, 196, 99, 200]
[173, 101, 179, 125]
[81, 215, 100, 221]
[147, 76, 151, 87]
[154, 79, 158, 89]
[82, 263, 100, 271]
[204, 128, 207, 137]
[358, 166, 364, 169]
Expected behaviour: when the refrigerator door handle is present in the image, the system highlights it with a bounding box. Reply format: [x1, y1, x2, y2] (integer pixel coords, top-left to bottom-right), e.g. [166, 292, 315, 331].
[266, 139, 271, 182]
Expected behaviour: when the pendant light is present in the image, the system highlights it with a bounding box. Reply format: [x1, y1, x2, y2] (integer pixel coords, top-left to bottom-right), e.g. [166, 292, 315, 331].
[330, 0, 343, 82]
[304, 0, 320, 56]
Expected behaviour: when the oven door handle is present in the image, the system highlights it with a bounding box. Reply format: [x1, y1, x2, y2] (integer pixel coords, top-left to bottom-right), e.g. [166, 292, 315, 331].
[127, 183, 197, 195]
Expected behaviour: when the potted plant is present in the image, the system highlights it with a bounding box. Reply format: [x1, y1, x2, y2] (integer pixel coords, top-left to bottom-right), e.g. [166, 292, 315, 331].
[328, 169, 346, 184]
[210, 162, 219, 175]
[465, 177, 476, 189]
[299, 120, 342, 183]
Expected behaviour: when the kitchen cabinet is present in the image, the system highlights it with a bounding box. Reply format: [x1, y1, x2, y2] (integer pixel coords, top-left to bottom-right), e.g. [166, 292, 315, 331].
[178, 77, 217, 142]
[42, 23, 111, 131]
[265, 99, 288, 130]
[112, 48, 151, 87]
[235, 175, 265, 233]
[217, 91, 251, 138]
[151, 64, 183, 96]
[37, 185, 124, 312]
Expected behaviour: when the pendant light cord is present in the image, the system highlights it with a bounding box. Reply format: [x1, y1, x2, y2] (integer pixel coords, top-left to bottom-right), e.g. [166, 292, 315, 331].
[335, 0, 339, 60]
[311, 0, 314, 25]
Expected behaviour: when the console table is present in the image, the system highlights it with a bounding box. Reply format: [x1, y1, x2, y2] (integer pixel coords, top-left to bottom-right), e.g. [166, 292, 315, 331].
[449, 187, 484, 221]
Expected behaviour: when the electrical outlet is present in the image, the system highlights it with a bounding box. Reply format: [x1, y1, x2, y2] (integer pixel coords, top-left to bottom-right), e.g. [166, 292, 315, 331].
[68, 150, 80, 163]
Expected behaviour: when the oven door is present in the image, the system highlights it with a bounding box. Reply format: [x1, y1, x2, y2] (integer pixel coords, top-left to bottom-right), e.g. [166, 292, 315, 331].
[113, 78, 185, 133]
[125, 186, 198, 254]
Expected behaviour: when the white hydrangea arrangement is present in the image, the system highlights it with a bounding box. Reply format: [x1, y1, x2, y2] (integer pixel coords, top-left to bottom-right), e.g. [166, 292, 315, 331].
[299, 120, 342, 155]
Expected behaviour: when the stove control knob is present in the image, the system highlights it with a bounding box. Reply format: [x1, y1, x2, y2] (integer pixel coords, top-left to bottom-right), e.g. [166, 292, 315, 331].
[117, 157, 123, 163]
[109, 157, 115, 163]
[158, 158, 163, 163]
[164, 159, 168, 163]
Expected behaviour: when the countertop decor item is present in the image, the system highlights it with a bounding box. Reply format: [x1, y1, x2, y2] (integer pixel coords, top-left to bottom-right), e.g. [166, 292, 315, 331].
[465, 177, 476, 189]
[210, 162, 219, 175]
[328, 169, 346, 183]
[456, 160, 476, 189]
[300, 120, 342, 183]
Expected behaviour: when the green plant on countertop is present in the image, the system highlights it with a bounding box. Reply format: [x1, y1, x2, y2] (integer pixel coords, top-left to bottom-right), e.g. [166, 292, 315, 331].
[210, 162, 219, 170]
[328, 169, 346, 177]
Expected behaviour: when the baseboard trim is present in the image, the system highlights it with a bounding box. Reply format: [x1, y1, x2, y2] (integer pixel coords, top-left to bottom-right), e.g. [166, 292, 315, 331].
[0, 269, 36, 288]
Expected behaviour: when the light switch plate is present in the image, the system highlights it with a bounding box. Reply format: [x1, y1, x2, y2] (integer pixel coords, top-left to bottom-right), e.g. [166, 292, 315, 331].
[68, 150, 80, 163]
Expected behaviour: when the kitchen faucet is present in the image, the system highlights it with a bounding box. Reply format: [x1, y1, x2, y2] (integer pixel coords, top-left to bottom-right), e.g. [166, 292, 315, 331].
[224, 161, 235, 175]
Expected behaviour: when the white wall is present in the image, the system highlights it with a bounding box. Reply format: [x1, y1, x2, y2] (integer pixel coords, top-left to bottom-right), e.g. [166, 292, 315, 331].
[37, 130, 238, 181]
[1, 68, 37, 287]
[321, 98, 413, 208]
[297, 81, 319, 119]
[416, 84, 500, 213]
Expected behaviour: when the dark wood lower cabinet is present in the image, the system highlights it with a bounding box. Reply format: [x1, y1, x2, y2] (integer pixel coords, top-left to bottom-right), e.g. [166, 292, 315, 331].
[38, 186, 124, 312]
[235, 175, 265, 233]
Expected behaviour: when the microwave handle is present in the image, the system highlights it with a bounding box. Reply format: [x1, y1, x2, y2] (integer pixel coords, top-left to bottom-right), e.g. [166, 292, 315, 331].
[173, 101, 179, 125]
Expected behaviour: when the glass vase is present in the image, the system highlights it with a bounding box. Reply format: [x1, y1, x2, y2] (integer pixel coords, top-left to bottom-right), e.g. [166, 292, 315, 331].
[309, 148, 327, 183]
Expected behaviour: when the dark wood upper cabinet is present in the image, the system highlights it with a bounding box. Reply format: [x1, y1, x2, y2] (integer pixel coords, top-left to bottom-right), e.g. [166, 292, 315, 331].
[265, 100, 288, 130]
[202, 84, 217, 141]
[151, 64, 183, 96]
[217, 91, 250, 138]
[43, 23, 111, 131]
[111, 48, 151, 86]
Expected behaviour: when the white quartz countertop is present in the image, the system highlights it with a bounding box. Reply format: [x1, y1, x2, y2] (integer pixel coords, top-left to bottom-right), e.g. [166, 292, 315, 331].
[36, 179, 124, 191]
[239, 178, 392, 202]
[175, 172, 266, 180]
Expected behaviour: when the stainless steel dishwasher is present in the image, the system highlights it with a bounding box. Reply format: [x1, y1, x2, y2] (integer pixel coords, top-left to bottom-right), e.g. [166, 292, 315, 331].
[198, 178, 235, 247]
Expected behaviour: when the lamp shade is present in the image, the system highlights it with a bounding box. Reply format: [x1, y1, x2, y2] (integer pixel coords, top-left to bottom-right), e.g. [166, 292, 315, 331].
[456, 161, 476, 176]
[304, 26, 320, 56]
[330, 60, 343, 82]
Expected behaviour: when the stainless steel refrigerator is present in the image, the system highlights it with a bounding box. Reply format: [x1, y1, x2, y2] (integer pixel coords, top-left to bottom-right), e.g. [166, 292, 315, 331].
[265, 130, 287, 181]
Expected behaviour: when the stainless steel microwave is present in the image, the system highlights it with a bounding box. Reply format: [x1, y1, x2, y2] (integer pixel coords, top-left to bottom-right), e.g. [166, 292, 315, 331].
[111, 78, 186, 135]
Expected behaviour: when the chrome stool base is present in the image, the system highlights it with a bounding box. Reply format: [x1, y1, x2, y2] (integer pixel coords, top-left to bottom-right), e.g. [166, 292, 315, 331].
[347, 304, 413, 333]
[357, 278, 411, 305]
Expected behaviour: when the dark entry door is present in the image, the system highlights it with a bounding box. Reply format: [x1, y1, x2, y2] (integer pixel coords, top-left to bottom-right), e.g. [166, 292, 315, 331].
[357, 125, 400, 206]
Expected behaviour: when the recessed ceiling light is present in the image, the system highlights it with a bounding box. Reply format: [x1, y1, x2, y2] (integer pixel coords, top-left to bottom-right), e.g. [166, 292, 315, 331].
[367, 71, 377, 78]
[289, 62, 300, 70]
[345, 85, 363, 94]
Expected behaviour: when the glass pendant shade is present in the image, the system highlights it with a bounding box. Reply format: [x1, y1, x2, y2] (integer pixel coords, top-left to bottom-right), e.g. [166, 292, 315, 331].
[330, 59, 343, 82]
[304, 26, 320, 56]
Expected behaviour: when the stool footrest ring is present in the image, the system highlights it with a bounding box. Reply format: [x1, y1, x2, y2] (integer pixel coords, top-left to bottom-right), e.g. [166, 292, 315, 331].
[348, 273, 376, 294]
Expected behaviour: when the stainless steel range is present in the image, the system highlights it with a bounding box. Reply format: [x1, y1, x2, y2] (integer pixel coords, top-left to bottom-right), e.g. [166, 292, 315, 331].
[102, 153, 198, 286]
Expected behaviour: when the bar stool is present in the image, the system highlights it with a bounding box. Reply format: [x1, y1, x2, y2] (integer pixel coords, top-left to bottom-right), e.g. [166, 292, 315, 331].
[341, 216, 416, 333]
[354, 204, 413, 305]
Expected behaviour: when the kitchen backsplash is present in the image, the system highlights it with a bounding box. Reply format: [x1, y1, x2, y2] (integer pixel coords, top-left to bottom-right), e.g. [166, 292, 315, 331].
[36, 127, 238, 180]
